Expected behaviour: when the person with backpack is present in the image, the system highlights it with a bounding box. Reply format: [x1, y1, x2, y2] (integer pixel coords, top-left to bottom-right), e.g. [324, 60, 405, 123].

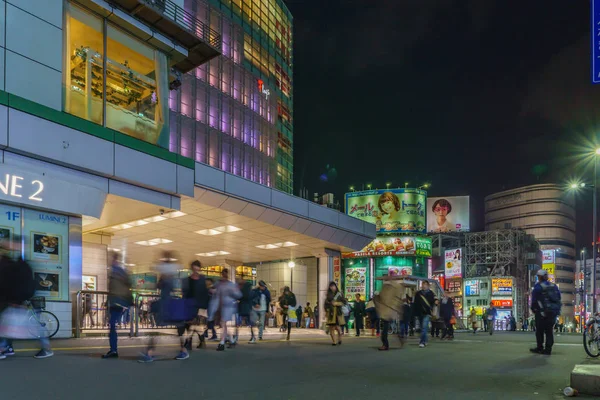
[530, 269, 561, 355]
[412, 281, 435, 348]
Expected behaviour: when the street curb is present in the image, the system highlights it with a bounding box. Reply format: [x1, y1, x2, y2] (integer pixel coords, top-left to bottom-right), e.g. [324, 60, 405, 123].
[571, 365, 600, 396]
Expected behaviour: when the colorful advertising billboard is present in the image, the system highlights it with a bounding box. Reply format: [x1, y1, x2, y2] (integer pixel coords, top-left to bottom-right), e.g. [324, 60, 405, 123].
[344, 267, 367, 301]
[465, 280, 480, 296]
[427, 196, 470, 233]
[444, 248, 462, 279]
[342, 236, 432, 259]
[346, 189, 426, 234]
[542, 250, 556, 283]
[491, 278, 513, 296]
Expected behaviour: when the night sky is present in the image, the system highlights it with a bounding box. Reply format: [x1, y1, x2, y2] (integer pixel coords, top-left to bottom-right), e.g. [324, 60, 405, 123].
[288, 0, 600, 250]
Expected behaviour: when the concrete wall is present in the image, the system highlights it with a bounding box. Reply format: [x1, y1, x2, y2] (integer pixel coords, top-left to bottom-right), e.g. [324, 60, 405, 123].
[82, 242, 108, 292]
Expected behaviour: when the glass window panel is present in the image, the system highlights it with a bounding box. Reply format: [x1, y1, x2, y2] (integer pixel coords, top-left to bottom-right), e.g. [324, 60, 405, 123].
[195, 122, 208, 164]
[64, 4, 104, 125]
[209, 130, 220, 168]
[106, 25, 169, 146]
[195, 82, 207, 123]
[180, 74, 193, 118]
[180, 116, 194, 158]
[209, 90, 219, 128]
[169, 110, 178, 153]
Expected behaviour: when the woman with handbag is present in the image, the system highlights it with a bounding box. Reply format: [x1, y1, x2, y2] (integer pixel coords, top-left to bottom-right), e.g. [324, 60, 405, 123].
[324, 282, 346, 346]
[440, 292, 455, 340]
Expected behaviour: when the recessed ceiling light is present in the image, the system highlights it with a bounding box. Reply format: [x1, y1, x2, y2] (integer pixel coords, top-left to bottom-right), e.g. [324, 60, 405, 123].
[135, 238, 172, 246]
[256, 244, 282, 249]
[125, 263, 136, 267]
[195, 229, 223, 236]
[108, 248, 121, 252]
[196, 250, 231, 257]
[144, 216, 167, 223]
[215, 225, 242, 233]
[111, 219, 149, 230]
[112, 223, 133, 230]
[283, 242, 298, 247]
[166, 211, 186, 218]
[135, 240, 155, 246]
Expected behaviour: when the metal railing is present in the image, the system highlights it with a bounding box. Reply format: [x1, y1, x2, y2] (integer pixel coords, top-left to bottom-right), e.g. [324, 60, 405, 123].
[143, 0, 221, 49]
[75, 290, 177, 338]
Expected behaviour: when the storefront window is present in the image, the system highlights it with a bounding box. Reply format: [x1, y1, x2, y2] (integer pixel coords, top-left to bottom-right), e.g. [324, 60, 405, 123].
[235, 266, 256, 283]
[64, 4, 104, 125]
[64, 3, 170, 148]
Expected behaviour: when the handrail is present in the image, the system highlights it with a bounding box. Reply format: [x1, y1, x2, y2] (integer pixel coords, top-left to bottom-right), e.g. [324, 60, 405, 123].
[142, 0, 221, 49]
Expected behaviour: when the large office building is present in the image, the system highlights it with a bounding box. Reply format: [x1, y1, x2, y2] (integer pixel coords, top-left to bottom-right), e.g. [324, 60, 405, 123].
[0, 0, 373, 338]
[485, 184, 576, 322]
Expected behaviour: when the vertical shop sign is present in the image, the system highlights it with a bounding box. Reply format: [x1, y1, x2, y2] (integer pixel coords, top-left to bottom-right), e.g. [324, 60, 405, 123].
[333, 257, 341, 289]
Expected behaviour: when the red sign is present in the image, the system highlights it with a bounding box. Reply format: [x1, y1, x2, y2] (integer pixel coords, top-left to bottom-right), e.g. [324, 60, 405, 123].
[333, 257, 341, 288]
[491, 300, 513, 308]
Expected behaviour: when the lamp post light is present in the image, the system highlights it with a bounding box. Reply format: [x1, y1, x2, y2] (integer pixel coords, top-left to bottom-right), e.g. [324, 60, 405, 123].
[582, 248, 588, 330]
[386, 182, 391, 189]
[593, 148, 600, 314]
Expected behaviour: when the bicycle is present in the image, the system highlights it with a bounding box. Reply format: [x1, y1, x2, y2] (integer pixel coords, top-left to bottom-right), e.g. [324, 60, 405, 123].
[583, 313, 600, 357]
[25, 297, 60, 339]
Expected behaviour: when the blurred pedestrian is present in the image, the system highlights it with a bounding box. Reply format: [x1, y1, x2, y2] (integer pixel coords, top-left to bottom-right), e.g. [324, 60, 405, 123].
[235, 277, 253, 345]
[324, 282, 345, 346]
[523, 318, 529, 332]
[353, 294, 365, 337]
[281, 286, 297, 341]
[209, 269, 242, 351]
[440, 292, 455, 340]
[179, 260, 209, 355]
[102, 252, 132, 359]
[203, 278, 218, 341]
[486, 303, 498, 336]
[366, 296, 380, 337]
[139, 252, 180, 362]
[469, 307, 478, 334]
[430, 299, 441, 338]
[314, 302, 320, 329]
[305, 302, 314, 329]
[399, 295, 411, 341]
[482, 307, 489, 332]
[0, 236, 52, 359]
[296, 304, 303, 328]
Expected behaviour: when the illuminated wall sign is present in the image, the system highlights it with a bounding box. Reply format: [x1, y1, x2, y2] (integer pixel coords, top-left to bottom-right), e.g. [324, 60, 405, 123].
[465, 280, 479, 296]
[0, 165, 106, 218]
[491, 299, 513, 308]
[257, 79, 270, 99]
[491, 278, 513, 296]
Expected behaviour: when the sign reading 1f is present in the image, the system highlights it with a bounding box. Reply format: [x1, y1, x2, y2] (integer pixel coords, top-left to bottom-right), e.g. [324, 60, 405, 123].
[0, 174, 44, 201]
[592, 0, 600, 83]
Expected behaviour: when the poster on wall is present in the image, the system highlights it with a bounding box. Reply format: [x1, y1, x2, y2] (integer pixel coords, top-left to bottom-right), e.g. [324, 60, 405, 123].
[131, 273, 158, 291]
[388, 266, 413, 277]
[342, 236, 432, 258]
[465, 280, 479, 296]
[24, 210, 69, 302]
[333, 257, 341, 289]
[542, 250, 556, 283]
[427, 196, 470, 233]
[82, 275, 96, 291]
[345, 189, 427, 234]
[444, 248, 462, 279]
[491, 278, 513, 296]
[344, 267, 367, 301]
[446, 280, 462, 294]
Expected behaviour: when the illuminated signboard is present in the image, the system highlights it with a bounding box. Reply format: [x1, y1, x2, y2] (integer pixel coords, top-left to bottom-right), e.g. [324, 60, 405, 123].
[342, 236, 432, 258]
[444, 248, 462, 279]
[492, 278, 513, 296]
[427, 196, 470, 233]
[491, 299, 513, 308]
[465, 280, 479, 296]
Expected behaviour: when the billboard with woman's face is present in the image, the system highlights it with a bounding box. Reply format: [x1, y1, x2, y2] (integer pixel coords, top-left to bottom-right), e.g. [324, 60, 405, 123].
[427, 196, 470, 233]
[345, 189, 427, 234]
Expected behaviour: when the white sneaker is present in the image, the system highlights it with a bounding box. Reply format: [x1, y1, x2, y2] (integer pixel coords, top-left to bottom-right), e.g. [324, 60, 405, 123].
[248, 338, 257, 344]
[0, 354, 6, 360]
[419, 343, 425, 348]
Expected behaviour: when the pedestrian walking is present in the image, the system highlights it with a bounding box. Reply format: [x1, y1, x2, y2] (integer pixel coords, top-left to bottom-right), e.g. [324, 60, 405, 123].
[209, 269, 242, 352]
[440, 293, 455, 340]
[399, 295, 412, 340]
[486, 303, 498, 336]
[305, 302, 314, 329]
[366, 296, 380, 336]
[0, 236, 53, 359]
[530, 269, 561, 355]
[482, 307, 488, 332]
[296, 304, 303, 328]
[353, 294, 366, 337]
[234, 277, 254, 345]
[249, 280, 271, 343]
[180, 260, 209, 353]
[523, 318, 529, 332]
[469, 307, 478, 334]
[341, 301, 351, 334]
[430, 299, 441, 338]
[280, 286, 297, 340]
[314, 302, 320, 329]
[102, 252, 132, 359]
[412, 281, 435, 348]
[324, 282, 346, 346]
[203, 278, 218, 341]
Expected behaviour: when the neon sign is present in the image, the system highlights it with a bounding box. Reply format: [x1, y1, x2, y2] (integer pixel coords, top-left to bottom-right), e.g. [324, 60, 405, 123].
[257, 79, 270, 99]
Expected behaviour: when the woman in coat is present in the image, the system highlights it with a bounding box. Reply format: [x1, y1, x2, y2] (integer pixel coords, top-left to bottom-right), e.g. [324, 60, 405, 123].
[208, 269, 242, 351]
[324, 282, 346, 346]
[440, 293, 455, 340]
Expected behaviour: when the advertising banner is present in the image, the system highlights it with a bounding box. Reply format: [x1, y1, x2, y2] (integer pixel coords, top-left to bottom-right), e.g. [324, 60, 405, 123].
[333, 257, 341, 289]
[465, 280, 479, 296]
[342, 236, 432, 258]
[542, 250, 555, 264]
[344, 267, 367, 301]
[444, 248, 462, 279]
[427, 196, 470, 233]
[492, 278, 513, 296]
[346, 189, 427, 234]
[446, 280, 462, 294]
[491, 299, 513, 308]
[388, 266, 413, 277]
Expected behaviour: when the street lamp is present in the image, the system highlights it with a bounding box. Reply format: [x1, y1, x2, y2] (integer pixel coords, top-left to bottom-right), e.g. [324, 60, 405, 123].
[386, 182, 391, 189]
[349, 186, 355, 192]
[594, 148, 600, 313]
[366, 184, 372, 190]
[404, 182, 409, 189]
[418, 183, 430, 190]
[581, 248, 588, 330]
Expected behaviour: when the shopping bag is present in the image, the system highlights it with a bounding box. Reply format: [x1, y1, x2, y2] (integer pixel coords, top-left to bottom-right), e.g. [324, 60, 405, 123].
[166, 298, 198, 322]
[0, 306, 35, 339]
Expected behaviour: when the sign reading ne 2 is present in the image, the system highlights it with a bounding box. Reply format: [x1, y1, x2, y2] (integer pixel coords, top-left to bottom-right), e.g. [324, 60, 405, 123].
[0, 173, 44, 202]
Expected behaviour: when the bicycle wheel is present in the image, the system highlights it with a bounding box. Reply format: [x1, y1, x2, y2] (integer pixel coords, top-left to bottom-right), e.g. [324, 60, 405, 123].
[28, 311, 60, 339]
[583, 325, 600, 357]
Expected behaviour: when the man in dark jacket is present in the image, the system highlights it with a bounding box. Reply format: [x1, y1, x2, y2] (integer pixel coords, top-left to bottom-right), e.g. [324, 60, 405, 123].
[353, 294, 366, 337]
[250, 280, 271, 342]
[236, 278, 254, 344]
[102, 253, 132, 359]
[412, 281, 435, 348]
[180, 260, 209, 353]
[530, 269, 561, 355]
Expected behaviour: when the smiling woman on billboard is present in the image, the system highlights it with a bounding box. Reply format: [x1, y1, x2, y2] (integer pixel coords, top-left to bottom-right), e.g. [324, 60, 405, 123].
[377, 192, 401, 224]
